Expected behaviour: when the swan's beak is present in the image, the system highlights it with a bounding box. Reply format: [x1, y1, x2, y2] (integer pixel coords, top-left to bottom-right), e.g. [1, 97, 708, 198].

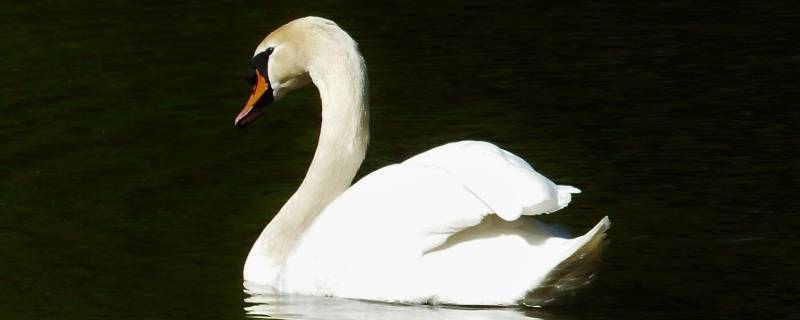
[235, 69, 274, 128]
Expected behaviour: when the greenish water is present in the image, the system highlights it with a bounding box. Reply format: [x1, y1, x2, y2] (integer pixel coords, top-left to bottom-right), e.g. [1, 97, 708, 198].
[1, 0, 798, 319]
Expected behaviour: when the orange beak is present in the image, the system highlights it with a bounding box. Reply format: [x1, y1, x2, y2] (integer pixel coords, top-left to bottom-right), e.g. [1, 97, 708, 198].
[235, 69, 273, 128]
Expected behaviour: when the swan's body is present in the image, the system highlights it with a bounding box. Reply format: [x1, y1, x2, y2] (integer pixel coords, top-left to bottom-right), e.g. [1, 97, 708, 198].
[237, 17, 609, 306]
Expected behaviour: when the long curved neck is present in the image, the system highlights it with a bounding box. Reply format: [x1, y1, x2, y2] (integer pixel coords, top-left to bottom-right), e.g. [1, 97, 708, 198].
[245, 34, 369, 283]
[270, 46, 369, 244]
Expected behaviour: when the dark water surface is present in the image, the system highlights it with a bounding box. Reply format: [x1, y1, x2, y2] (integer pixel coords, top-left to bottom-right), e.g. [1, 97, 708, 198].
[2, 0, 798, 319]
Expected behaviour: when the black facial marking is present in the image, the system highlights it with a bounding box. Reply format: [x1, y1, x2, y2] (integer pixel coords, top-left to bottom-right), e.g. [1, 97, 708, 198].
[244, 68, 257, 86]
[243, 48, 273, 85]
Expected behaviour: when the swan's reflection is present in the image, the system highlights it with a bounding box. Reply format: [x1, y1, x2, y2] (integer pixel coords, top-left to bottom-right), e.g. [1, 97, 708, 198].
[245, 290, 575, 320]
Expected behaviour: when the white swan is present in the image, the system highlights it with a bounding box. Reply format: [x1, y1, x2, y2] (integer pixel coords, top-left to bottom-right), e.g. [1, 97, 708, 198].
[236, 16, 610, 306]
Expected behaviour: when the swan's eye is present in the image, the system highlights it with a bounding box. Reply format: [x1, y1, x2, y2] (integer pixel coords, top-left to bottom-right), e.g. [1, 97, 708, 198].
[244, 49, 273, 85]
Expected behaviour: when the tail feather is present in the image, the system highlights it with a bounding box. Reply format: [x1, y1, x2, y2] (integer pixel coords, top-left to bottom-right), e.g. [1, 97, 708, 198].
[523, 216, 611, 306]
[555, 185, 581, 210]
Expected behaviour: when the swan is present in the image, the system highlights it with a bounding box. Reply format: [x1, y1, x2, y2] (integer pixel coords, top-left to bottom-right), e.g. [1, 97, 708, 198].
[236, 16, 610, 306]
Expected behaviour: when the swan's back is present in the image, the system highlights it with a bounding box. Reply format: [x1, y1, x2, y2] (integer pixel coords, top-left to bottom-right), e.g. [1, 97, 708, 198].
[268, 141, 608, 305]
[404, 141, 580, 220]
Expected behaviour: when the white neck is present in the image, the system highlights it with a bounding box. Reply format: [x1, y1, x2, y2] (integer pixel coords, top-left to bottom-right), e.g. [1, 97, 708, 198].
[244, 30, 369, 284]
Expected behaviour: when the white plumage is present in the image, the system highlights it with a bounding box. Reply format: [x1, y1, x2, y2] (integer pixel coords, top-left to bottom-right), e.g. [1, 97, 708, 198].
[239, 17, 610, 306]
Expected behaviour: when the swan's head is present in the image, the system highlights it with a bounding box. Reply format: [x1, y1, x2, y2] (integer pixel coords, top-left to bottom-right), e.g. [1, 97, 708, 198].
[235, 17, 347, 128]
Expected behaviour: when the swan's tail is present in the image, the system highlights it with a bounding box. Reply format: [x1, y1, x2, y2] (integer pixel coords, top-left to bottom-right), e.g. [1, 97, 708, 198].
[523, 216, 611, 307]
[555, 185, 581, 210]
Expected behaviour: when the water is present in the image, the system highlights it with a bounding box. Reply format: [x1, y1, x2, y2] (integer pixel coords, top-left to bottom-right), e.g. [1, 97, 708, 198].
[1, 0, 798, 319]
